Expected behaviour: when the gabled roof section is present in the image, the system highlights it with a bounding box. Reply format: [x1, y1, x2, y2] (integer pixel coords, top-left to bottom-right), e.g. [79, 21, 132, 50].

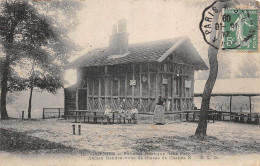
[167, 38, 209, 70]
[67, 36, 208, 70]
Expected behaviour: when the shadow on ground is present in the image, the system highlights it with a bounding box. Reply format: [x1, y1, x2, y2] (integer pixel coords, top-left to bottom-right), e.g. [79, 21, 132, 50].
[0, 129, 83, 154]
[134, 135, 260, 155]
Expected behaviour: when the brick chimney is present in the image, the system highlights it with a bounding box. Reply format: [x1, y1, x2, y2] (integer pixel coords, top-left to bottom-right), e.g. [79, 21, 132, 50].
[109, 19, 129, 55]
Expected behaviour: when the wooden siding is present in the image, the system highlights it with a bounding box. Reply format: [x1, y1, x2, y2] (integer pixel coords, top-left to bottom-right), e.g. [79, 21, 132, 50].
[74, 60, 195, 113]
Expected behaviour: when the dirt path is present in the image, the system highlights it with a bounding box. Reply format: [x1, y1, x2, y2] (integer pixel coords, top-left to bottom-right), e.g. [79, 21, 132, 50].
[0, 119, 259, 156]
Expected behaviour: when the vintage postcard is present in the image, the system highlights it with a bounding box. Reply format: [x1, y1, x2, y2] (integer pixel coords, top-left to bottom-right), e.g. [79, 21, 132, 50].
[0, 0, 259, 166]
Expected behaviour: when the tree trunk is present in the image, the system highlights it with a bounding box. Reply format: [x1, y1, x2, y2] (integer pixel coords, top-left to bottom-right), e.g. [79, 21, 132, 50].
[0, 55, 10, 120]
[28, 60, 35, 120]
[195, 46, 219, 138]
[195, 1, 228, 138]
[1, 23, 16, 120]
[28, 84, 33, 120]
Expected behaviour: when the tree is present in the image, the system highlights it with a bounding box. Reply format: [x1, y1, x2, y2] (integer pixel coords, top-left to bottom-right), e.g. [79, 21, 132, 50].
[0, 1, 29, 119]
[195, 1, 233, 138]
[0, 0, 81, 119]
[236, 55, 260, 78]
[19, 11, 67, 119]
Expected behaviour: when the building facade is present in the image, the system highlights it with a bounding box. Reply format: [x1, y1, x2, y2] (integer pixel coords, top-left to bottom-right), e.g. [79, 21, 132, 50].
[65, 19, 208, 114]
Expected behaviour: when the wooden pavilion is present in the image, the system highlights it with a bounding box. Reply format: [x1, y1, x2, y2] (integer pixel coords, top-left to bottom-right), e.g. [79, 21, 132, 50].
[194, 78, 260, 113]
[65, 19, 208, 115]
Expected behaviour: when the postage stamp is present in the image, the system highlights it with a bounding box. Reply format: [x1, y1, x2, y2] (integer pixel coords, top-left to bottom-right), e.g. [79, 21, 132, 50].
[199, 0, 259, 52]
[223, 9, 258, 51]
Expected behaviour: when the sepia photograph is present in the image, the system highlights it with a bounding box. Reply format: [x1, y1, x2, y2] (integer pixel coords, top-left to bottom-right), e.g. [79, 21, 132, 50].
[0, 0, 259, 165]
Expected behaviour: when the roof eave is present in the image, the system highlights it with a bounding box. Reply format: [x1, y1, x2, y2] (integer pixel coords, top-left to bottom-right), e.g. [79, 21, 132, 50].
[157, 36, 188, 63]
[195, 64, 209, 71]
[194, 93, 260, 97]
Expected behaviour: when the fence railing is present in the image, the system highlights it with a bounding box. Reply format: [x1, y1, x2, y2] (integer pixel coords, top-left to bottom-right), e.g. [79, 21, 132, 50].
[42, 108, 64, 119]
[209, 103, 257, 112]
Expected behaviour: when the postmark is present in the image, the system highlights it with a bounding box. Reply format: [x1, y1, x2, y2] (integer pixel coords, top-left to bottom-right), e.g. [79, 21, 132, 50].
[200, 0, 259, 51]
[199, 0, 220, 49]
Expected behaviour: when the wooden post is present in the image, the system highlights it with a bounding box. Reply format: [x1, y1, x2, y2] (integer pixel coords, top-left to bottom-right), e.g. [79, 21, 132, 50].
[191, 69, 195, 110]
[118, 75, 120, 109]
[171, 75, 174, 120]
[98, 76, 101, 110]
[104, 76, 107, 108]
[132, 63, 135, 106]
[58, 108, 61, 118]
[179, 74, 183, 120]
[180, 75, 183, 112]
[110, 76, 112, 107]
[125, 74, 127, 101]
[78, 114, 81, 123]
[104, 67, 108, 108]
[42, 108, 45, 119]
[72, 124, 75, 135]
[230, 95, 232, 121]
[76, 89, 79, 110]
[22, 111, 24, 120]
[148, 62, 151, 112]
[78, 125, 81, 135]
[249, 96, 252, 114]
[87, 77, 89, 110]
[64, 89, 67, 116]
[112, 112, 115, 123]
[155, 63, 160, 106]
[92, 77, 95, 110]
[230, 96, 232, 112]
[139, 63, 142, 110]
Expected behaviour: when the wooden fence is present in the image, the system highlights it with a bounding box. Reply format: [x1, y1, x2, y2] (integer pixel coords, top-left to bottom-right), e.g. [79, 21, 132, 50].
[209, 103, 257, 112]
[42, 108, 64, 119]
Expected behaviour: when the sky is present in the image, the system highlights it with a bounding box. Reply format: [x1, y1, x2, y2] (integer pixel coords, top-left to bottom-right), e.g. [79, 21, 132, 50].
[69, 0, 204, 47]
[65, 0, 260, 86]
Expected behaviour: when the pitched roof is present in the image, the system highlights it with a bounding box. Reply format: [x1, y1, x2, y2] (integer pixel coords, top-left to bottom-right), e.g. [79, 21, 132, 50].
[67, 36, 208, 70]
[194, 78, 260, 96]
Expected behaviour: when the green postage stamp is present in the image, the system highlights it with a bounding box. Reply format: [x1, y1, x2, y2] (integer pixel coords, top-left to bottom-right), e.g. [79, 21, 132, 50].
[223, 9, 258, 51]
